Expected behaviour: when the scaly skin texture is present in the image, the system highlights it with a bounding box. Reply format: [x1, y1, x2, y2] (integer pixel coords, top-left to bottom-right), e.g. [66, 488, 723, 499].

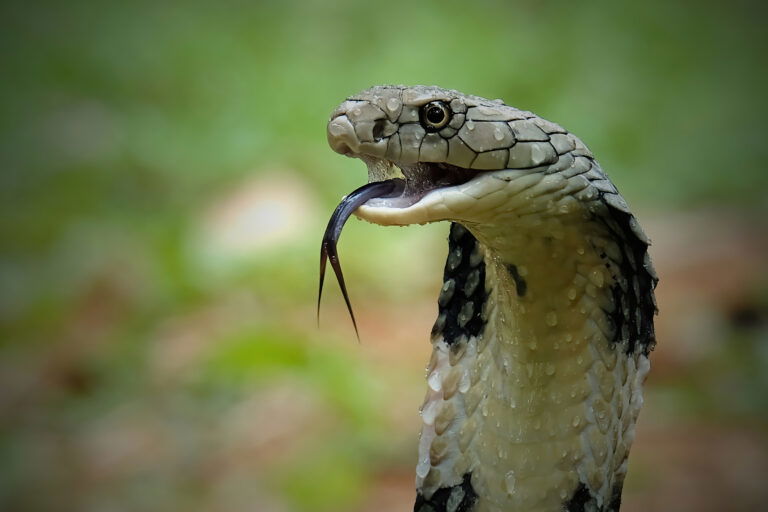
[326, 85, 658, 512]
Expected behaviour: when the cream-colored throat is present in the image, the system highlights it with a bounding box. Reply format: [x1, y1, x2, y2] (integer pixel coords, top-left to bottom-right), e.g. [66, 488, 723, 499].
[415, 223, 650, 512]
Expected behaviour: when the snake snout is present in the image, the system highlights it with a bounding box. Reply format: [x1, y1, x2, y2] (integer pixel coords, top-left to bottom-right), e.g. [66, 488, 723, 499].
[327, 114, 358, 156]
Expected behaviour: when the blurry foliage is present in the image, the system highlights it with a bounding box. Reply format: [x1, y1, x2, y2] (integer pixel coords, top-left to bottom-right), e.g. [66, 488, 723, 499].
[0, 0, 766, 510]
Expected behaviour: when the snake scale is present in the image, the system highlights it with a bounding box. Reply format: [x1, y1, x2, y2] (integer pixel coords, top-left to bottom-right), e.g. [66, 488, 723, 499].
[319, 85, 658, 512]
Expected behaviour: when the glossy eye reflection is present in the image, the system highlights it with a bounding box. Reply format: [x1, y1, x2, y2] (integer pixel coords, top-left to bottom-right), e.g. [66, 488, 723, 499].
[420, 101, 451, 131]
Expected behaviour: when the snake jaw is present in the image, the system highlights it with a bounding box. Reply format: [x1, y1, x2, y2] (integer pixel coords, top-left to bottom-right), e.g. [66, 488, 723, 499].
[356, 157, 482, 216]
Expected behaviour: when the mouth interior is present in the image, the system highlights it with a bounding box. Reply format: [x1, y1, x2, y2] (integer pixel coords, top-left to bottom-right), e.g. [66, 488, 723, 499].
[361, 158, 477, 209]
[317, 160, 477, 338]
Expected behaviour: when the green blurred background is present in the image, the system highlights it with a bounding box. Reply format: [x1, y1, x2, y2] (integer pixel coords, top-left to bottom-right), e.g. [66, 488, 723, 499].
[1, 0, 767, 510]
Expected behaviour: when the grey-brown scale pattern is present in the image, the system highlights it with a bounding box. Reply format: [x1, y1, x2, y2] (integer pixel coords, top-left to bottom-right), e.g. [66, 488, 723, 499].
[554, 148, 658, 356]
[431, 223, 489, 346]
[595, 202, 658, 356]
[415, 473, 478, 512]
[565, 482, 623, 512]
[504, 264, 527, 297]
[528, 120, 659, 355]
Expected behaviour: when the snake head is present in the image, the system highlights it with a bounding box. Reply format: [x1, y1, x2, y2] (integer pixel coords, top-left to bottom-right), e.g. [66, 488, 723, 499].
[327, 85, 585, 227]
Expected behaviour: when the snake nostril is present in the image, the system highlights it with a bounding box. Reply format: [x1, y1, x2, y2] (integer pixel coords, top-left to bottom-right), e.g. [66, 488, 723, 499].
[372, 119, 387, 141]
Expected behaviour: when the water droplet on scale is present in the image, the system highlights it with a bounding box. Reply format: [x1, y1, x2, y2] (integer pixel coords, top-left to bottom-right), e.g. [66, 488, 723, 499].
[505, 470, 516, 495]
[493, 127, 504, 141]
[466, 120, 475, 131]
[386, 97, 401, 112]
[589, 269, 605, 288]
[545, 311, 558, 327]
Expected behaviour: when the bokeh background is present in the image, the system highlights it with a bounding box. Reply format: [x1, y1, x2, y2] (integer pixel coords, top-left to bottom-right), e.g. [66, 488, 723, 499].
[1, 0, 767, 511]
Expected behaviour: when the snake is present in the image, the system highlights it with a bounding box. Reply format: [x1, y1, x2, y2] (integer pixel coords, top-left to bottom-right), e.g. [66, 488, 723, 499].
[318, 85, 658, 512]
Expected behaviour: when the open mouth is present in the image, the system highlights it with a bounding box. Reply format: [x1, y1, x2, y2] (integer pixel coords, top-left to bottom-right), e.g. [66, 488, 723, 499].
[316, 159, 478, 336]
[360, 159, 478, 208]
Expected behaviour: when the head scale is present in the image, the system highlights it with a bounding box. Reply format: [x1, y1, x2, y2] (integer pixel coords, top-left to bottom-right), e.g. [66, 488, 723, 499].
[327, 85, 561, 172]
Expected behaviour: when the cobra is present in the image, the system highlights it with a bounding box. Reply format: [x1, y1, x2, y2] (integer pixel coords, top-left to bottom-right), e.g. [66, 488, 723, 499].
[318, 85, 658, 512]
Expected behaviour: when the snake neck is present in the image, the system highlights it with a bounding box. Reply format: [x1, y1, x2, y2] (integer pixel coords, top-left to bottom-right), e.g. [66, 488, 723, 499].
[415, 217, 654, 512]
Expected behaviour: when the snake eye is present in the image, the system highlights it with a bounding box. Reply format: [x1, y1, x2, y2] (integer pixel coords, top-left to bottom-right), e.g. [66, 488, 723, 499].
[420, 101, 451, 131]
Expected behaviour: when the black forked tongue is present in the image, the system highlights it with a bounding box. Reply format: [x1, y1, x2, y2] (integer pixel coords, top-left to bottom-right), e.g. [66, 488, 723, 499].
[318, 178, 405, 340]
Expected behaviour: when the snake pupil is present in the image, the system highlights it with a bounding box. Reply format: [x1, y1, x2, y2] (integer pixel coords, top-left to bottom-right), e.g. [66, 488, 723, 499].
[427, 106, 444, 123]
[421, 101, 451, 130]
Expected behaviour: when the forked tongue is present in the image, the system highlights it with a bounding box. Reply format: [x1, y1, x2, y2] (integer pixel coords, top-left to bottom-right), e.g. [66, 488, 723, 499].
[318, 178, 405, 339]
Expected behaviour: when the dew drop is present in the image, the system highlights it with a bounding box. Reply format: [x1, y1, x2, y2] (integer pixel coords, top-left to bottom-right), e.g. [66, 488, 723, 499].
[567, 288, 577, 301]
[386, 97, 401, 112]
[493, 127, 504, 141]
[466, 120, 475, 131]
[545, 363, 556, 376]
[589, 269, 605, 288]
[505, 470, 517, 495]
[545, 311, 558, 327]
[572, 415, 581, 428]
